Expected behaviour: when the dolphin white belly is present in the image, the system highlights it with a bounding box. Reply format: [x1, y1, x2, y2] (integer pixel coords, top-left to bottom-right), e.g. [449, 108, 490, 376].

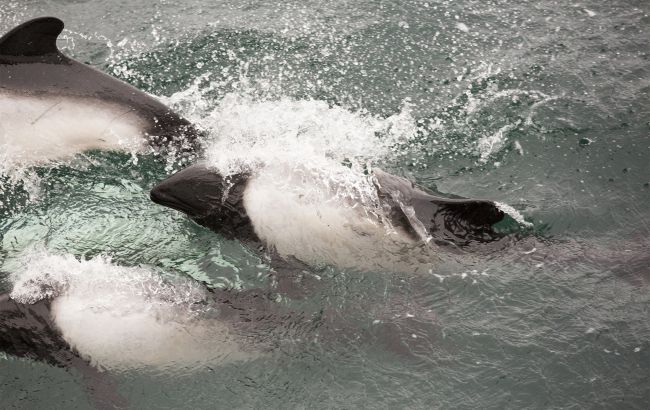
[9, 251, 261, 370]
[51, 289, 248, 370]
[0, 92, 147, 166]
[243, 164, 432, 272]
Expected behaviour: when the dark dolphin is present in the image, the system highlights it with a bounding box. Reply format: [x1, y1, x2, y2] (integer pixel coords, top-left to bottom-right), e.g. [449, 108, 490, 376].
[0, 17, 201, 162]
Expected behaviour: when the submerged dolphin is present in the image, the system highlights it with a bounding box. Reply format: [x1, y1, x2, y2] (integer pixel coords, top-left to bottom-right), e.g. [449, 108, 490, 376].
[150, 163, 505, 272]
[0, 281, 278, 409]
[1, 259, 439, 408]
[0, 293, 128, 409]
[0, 17, 200, 165]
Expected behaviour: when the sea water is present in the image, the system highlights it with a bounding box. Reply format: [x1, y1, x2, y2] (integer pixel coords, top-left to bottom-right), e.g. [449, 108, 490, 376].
[1, 1, 649, 408]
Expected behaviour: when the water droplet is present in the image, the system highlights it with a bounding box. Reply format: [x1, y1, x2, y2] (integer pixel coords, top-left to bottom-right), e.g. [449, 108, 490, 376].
[456, 22, 469, 33]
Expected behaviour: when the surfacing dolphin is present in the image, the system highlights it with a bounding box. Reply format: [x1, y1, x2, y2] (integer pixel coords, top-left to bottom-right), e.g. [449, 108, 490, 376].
[150, 163, 506, 273]
[0, 17, 201, 165]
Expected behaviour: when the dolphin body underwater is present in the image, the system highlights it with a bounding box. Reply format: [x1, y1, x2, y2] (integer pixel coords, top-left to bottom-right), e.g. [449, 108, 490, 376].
[0, 17, 200, 166]
[0, 293, 129, 409]
[151, 163, 506, 273]
[0, 278, 285, 409]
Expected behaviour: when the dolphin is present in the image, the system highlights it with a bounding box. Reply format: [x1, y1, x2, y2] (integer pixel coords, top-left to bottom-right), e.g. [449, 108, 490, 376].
[1, 262, 441, 408]
[150, 163, 506, 273]
[0, 280, 281, 409]
[0, 17, 200, 166]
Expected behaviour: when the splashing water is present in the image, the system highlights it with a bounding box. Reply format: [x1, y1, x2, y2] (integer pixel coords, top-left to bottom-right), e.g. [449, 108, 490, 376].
[2, 1, 650, 408]
[495, 202, 533, 228]
[9, 250, 205, 306]
[190, 92, 416, 176]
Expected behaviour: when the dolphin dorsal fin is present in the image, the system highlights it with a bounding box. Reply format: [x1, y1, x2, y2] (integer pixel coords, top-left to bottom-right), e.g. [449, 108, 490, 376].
[0, 17, 63, 57]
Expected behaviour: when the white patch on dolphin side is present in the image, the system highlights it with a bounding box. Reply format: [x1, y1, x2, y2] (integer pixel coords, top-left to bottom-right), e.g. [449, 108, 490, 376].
[243, 163, 436, 272]
[0, 92, 146, 168]
[10, 251, 259, 371]
[51, 293, 247, 371]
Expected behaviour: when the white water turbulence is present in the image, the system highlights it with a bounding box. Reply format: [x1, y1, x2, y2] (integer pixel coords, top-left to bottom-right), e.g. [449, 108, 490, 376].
[9, 250, 260, 371]
[195, 93, 443, 272]
[495, 202, 533, 228]
[202, 93, 418, 176]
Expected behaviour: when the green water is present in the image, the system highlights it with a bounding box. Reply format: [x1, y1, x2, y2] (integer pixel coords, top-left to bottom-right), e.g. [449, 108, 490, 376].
[1, 1, 649, 409]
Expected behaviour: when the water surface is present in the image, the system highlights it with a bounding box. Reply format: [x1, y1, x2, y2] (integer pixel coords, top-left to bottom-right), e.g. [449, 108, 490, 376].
[1, 1, 649, 408]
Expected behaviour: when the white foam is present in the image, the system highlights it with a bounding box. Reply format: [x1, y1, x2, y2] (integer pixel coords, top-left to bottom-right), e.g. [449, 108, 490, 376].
[495, 202, 533, 227]
[202, 93, 416, 177]
[0, 164, 42, 206]
[10, 250, 258, 370]
[456, 22, 470, 33]
[460, 87, 559, 162]
[476, 122, 518, 163]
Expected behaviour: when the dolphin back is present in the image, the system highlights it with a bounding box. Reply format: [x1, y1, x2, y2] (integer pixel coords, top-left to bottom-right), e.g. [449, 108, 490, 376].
[373, 169, 505, 246]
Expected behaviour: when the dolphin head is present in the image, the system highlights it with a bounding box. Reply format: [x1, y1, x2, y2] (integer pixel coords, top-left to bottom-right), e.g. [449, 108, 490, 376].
[150, 163, 255, 240]
[150, 163, 223, 217]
